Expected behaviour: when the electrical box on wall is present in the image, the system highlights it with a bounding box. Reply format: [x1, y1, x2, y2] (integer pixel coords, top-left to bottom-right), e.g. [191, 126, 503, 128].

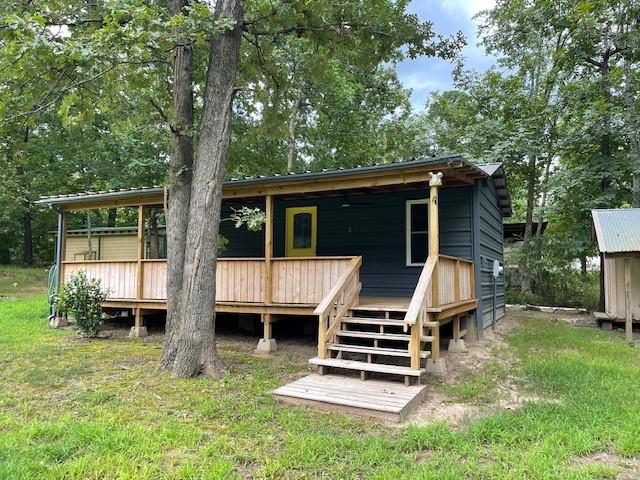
[492, 259, 503, 278]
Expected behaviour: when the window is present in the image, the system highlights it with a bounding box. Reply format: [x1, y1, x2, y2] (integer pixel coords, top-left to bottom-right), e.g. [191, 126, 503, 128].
[406, 199, 428, 266]
[292, 212, 312, 249]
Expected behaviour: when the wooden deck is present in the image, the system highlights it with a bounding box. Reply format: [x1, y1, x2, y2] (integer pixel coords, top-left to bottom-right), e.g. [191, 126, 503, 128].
[274, 374, 428, 422]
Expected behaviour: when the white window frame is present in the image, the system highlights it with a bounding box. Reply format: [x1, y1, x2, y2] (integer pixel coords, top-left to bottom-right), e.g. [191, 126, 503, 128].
[406, 199, 429, 266]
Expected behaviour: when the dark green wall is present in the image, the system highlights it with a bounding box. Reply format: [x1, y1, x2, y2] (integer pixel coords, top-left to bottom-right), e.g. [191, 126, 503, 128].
[473, 178, 506, 331]
[221, 187, 473, 297]
[220, 181, 506, 331]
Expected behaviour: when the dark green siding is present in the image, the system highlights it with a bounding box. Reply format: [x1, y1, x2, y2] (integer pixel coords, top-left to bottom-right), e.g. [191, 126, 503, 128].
[220, 181, 505, 328]
[473, 178, 506, 330]
[271, 188, 472, 297]
[219, 200, 264, 257]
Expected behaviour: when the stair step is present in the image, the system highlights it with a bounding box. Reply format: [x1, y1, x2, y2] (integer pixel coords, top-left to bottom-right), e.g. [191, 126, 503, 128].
[310, 357, 424, 376]
[328, 343, 431, 359]
[342, 316, 405, 326]
[336, 330, 434, 342]
[351, 305, 408, 313]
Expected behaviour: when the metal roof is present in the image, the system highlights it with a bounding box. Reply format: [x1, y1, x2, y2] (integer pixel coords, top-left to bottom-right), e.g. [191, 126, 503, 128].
[592, 208, 640, 253]
[36, 155, 511, 215]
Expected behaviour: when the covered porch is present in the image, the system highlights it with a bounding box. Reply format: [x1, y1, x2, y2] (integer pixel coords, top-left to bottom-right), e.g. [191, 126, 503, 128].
[40, 157, 491, 382]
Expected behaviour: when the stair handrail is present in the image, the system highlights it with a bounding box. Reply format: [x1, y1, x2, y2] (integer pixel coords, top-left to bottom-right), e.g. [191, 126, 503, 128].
[314, 256, 362, 358]
[403, 255, 438, 332]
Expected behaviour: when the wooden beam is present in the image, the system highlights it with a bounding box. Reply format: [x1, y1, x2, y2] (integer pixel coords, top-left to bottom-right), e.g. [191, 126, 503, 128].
[136, 206, 145, 301]
[262, 313, 272, 340]
[624, 257, 633, 342]
[58, 211, 68, 286]
[264, 195, 273, 304]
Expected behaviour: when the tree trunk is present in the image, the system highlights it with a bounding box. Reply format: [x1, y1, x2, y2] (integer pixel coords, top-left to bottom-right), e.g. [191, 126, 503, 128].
[22, 206, 33, 266]
[161, 0, 243, 377]
[161, 0, 195, 370]
[287, 89, 303, 172]
[519, 154, 537, 294]
[623, 58, 640, 207]
[597, 54, 611, 312]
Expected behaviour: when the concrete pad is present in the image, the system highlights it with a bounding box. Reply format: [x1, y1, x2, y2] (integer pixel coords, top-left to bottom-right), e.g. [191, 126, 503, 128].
[255, 338, 277, 354]
[129, 326, 148, 338]
[448, 339, 467, 353]
[425, 358, 447, 375]
[50, 317, 68, 328]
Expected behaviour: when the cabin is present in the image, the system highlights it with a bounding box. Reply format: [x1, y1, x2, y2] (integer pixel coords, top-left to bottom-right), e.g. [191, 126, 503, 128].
[38, 156, 511, 384]
[592, 208, 640, 341]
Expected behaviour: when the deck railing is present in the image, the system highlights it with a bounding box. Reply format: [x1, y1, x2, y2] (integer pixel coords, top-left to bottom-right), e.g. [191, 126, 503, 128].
[314, 256, 362, 358]
[403, 254, 475, 369]
[61, 256, 359, 306]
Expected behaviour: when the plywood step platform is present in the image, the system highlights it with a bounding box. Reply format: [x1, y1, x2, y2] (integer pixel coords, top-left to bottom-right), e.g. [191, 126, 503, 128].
[274, 374, 428, 422]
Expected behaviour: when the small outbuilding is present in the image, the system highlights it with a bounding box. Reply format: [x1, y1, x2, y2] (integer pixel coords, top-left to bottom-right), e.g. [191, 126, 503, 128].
[592, 208, 640, 340]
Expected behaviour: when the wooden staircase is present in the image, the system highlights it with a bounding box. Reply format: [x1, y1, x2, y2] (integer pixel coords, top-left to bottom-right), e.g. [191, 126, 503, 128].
[310, 305, 438, 385]
[310, 252, 478, 385]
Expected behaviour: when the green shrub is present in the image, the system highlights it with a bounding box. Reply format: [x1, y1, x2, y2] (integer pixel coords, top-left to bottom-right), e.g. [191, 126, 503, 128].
[56, 271, 107, 337]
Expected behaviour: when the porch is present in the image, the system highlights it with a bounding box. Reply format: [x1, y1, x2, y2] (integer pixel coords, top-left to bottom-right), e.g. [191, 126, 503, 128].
[39, 158, 505, 385]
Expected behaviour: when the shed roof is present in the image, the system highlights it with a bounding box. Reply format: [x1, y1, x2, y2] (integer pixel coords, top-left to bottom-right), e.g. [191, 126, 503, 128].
[592, 208, 640, 254]
[36, 155, 511, 216]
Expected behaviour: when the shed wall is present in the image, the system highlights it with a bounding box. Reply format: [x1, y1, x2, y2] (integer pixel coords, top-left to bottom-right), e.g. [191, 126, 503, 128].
[604, 256, 640, 320]
[65, 235, 138, 261]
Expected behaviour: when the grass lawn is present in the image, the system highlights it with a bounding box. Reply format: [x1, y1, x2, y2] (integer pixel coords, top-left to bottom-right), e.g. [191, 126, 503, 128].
[0, 269, 639, 478]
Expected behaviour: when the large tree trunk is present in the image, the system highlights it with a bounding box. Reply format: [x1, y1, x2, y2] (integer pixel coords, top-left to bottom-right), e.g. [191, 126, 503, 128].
[161, 0, 243, 377]
[107, 208, 117, 227]
[287, 89, 303, 172]
[519, 154, 537, 294]
[623, 58, 640, 207]
[597, 54, 612, 312]
[161, 0, 195, 370]
[22, 206, 33, 266]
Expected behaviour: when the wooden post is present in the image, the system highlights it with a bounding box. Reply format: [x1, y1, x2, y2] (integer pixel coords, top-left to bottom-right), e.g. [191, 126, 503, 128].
[264, 195, 273, 305]
[429, 172, 442, 307]
[410, 316, 422, 369]
[624, 257, 633, 342]
[136, 205, 145, 301]
[431, 323, 440, 361]
[130, 205, 148, 338]
[454, 260, 461, 303]
[58, 211, 67, 286]
[428, 173, 441, 258]
[263, 313, 272, 340]
[453, 315, 460, 341]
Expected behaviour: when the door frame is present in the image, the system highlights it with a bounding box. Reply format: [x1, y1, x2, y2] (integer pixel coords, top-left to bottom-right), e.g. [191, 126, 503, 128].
[285, 206, 317, 257]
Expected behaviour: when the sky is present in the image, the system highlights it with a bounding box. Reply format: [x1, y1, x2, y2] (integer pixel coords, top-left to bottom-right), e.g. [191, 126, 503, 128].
[397, 0, 497, 111]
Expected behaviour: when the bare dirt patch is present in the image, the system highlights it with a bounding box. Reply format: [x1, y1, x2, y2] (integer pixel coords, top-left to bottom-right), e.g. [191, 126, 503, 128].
[573, 452, 640, 480]
[409, 313, 545, 427]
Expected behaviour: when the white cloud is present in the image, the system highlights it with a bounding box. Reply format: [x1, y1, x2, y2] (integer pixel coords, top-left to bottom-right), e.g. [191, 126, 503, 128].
[440, 0, 495, 16]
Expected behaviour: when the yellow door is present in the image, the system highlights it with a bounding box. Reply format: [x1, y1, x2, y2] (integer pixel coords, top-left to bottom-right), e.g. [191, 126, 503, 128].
[285, 206, 317, 257]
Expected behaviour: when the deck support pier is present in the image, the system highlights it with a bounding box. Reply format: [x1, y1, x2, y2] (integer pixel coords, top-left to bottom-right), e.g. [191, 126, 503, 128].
[256, 313, 277, 354]
[448, 315, 468, 353]
[50, 316, 69, 328]
[129, 308, 148, 337]
[425, 322, 447, 374]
